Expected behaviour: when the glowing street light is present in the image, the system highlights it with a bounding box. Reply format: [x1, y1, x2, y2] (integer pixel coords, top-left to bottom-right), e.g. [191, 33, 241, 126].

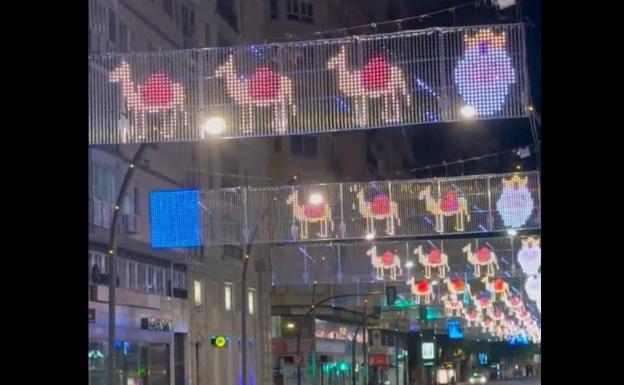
[365, 233, 375, 241]
[460, 105, 476, 118]
[309, 193, 323, 205]
[201, 116, 226, 136]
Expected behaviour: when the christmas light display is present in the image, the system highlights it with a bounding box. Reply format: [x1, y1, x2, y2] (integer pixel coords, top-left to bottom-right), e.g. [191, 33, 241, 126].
[517, 237, 541, 275]
[109, 61, 187, 140]
[443, 277, 471, 296]
[524, 274, 541, 313]
[414, 245, 450, 279]
[442, 293, 463, 317]
[496, 175, 534, 228]
[463, 244, 500, 277]
[214, 55, 296, 133]
[407, 277, 435, 304]
[327, 46, 411, 126]
[488, 307, 506, 326]
[463, 308, 481, 328]
[286, 192, 334, 239]
[367, 245, 402, 280]
[419, 186, 470, 233]
[472, 290, 494, 313]
[503, 294, 524, 314]
[484, 277, 509, 301]
[150, 189, 201, 249]
[356, 189, 400, 236]
[454, 29, 516, 116]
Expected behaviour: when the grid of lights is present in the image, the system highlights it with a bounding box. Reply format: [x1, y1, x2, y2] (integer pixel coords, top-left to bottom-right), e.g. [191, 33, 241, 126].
[496, 175, 535, 228]
[89, 24, 528, 144]
[195, 171, 539, 245]
[454, 29, 517, 117]
[149, 189, 201, 249]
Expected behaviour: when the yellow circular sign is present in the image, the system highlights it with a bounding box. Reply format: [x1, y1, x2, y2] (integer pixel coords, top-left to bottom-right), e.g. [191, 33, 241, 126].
[215, 336, 226, 348]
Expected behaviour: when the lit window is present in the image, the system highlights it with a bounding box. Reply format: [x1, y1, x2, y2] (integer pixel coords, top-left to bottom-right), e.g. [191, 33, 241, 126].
[225, 282, 233, 311]
[248, 288, 256, 315]
[193, 280, 203, 306]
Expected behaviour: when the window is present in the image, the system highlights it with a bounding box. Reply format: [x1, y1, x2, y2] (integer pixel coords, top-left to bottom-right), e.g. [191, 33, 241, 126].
[193, 280, 203, 306]
[287, 1, 314, 23]
[93, 164, 115, 203]
[248, 288, 256, 315]
[290, 136, 317, 157]
[122, 187, 138, 215]
[173, 270, 186, 290]
[181, 4, 195, 37]
[273, 138, 282, 153]
[224, 282, 233, 311]
[128, 261, 137, 290]
[164, 0, 174, 17]
[108, 8, 116, 43]
[118, 22, 128, 52]
[270, 0, 278, 19]
[156, 268, 165, 295]
[217, 0, 238, 31]
[205, 24, 211, 46]
[271, 316, 282, 338]
[147, 266, 155, 293]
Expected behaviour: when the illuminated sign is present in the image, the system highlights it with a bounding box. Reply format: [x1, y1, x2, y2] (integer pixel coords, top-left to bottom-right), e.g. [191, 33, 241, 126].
[422, 342, 435, 360]
[478, 353, 488, 365]
[211, 335, 229, 348]
[141, 318, 172, 331]
[448, 319, 464, 339]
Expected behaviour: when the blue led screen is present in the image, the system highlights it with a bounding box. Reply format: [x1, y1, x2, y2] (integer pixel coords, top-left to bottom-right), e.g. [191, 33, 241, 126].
[150, 189, 201, 249]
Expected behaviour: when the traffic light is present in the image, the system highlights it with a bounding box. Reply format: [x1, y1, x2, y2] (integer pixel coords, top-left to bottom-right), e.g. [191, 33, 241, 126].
[211, 335, 228, 348]
[386, 286, 397, 306]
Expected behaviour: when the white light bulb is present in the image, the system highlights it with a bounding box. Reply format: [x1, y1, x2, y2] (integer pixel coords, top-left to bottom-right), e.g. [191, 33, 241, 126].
[202, 117, 226, 136]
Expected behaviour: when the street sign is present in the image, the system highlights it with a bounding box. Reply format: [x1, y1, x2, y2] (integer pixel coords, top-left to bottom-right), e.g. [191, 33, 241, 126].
[422, 342, 435, 360]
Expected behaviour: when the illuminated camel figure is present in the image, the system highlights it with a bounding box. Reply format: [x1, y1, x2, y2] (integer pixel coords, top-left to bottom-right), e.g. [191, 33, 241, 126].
[463, 244, 499, 277]
[109, 61, 187, 140]
[367, 245, 402, 280]
[443, 277, 471, 296]
[441, 293, 463, 317]
[463, 308, 480, 328]
[480, 317, 495, 334]
[407, 278, 436, 304]
[472, 290, 494, 314]
[286, 192, 334, 239]
[419, 186, 470, 233]
[503, 295, 524, 315]
[327, 46, 411, 127]
[414, 245, 449, 279]
[516, 308, 532, 327]
[488, 307, 506, 326]
[356, 190, 400, 236]
[484, 277, 509, 301]
[214, 55, 296, 134]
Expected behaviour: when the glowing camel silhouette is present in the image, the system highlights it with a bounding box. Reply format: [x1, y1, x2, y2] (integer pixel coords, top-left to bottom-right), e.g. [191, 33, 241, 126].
[419, 186, 470, 233]
[414, 245, 449, 279]
[367, 245, 402, 280]
[286, 192, 334, 239]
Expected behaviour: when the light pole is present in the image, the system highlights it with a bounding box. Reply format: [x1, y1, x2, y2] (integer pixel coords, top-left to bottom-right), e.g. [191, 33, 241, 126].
[241, 175, 298, 385]
[107, 143, 149, 385]
[295, 292, 384, 385]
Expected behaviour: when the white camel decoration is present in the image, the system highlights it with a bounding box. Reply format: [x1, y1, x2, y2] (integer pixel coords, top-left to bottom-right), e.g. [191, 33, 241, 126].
[414, 245, 449, 279]
[407, 277, 436, 304]
[356, 189, 400, 236]
[419, 186, 470, 233]
[214, 55, 296, 133]
[286, 192, 334, 239]
[327, 46, 410, 126]
[367, 245, 402, 280]
[109, 61, 187, 140]
[463, 244, 499, 277]
[441, 293, 463, 317]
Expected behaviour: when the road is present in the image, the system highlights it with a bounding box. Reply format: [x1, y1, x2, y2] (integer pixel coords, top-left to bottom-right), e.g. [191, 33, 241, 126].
[461, 380, 540, 385]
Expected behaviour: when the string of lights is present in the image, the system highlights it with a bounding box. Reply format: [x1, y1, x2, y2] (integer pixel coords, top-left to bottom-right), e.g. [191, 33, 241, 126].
[408, 143, 540, 174]
[289, 1, 482, 40]
[188, 168, 274, 181]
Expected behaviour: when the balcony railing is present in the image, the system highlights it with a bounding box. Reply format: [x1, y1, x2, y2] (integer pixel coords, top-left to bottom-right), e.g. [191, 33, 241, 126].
[198, 171, 540, 245]
[89, 23, 529, 144]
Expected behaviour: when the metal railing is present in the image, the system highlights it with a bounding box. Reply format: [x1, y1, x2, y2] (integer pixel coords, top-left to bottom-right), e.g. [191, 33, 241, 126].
[89, 23, 529, 144]
[199, 171, 540, 245]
